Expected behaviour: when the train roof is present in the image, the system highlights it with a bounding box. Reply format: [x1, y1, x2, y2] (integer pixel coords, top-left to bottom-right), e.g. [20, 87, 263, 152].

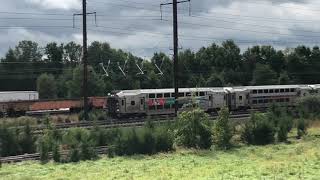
[116, 88, 224, 97]
[114, 84, 320, 97]
[0, 91, 38, 94]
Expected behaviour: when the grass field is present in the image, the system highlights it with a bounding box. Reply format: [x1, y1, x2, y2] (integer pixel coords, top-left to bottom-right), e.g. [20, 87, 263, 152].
[1, 128, 320, 180]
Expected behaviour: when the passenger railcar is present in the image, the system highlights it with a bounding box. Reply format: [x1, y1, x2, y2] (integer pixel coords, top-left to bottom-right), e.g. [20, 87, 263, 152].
[107, 84, 320, 117]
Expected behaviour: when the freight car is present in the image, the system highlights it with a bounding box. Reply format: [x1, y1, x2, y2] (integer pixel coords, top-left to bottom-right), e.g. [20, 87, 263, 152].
[0, 97, 107, 117]
[107, 84, 320, 117]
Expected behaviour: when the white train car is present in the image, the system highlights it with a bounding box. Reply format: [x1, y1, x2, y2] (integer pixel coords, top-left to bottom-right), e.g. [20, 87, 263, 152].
[107, 84, 320, 118]
[108, 88, 214, 117]
[0, 91, 39, 102]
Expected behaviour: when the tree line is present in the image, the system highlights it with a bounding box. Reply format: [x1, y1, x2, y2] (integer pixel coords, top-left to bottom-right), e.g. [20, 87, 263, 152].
[1, 40, 320, 99]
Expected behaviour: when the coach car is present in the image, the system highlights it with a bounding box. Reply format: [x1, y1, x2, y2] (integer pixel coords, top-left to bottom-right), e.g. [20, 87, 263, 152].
[107, 84, 320, 117]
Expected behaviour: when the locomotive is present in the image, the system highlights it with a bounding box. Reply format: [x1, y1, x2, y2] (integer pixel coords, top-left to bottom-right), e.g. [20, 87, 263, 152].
[107, 84, 320, 117]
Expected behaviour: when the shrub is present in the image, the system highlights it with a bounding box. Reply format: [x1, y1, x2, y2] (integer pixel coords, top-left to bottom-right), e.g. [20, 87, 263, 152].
[52, 142, 61, 163]
[174, 108, 212, 149]
[114, 129, 141, 156]
[242, 113, 275, 145]
[140, 129, 156, 155]
[277, 116, 293, 142]
[212, 107, 233, 149]
[62, 128, 97, 162]
[79, 110, 105, 121]
[0, 126, 20, 157]
[37, 136, 50, 163]
[297, 95, 320, 119]
[297, 118, 308, 139]
[155, 127, 174, 152]
[18, 123, 36, 154]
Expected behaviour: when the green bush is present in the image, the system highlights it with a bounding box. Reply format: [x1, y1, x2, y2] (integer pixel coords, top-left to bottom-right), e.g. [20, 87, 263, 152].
[212, 107, 233, 149]
[79, 110, 106, 121]
[174, 108, 212, 149]
[242, 113, 275, 145]
[155, 127, 174, 152]
[0, 126, 20, 157]
[18, 123, 36, 154]
[297, 95, 320, 119]
[37, 136, 50, 163]
[297, 118, 308, 139]
[62, 128, 97, 162]
[52, 142, 61, 163]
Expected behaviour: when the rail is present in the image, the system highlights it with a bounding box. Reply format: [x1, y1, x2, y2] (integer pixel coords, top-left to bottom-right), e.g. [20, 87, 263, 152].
[0, 146, 109, 164]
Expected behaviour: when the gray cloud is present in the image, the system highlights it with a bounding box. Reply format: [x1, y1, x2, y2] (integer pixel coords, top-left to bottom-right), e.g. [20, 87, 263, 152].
[1, 0, 320, 58]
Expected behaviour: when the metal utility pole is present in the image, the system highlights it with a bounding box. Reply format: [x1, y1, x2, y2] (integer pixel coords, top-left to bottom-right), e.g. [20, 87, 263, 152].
[82, 0, 89, 120]
[161, 0, 190, 116]
[73, 3, 95, 120]
[173, 0, 179, 116]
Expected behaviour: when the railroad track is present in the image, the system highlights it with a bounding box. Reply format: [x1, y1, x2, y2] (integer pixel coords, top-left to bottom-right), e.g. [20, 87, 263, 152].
[10, 112, 252, 135]
[0, 146, 109, 164]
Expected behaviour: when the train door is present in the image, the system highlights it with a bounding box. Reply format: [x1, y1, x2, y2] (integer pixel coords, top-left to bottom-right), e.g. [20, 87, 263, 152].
[139, 97, 145, 111]
[227, 93, 236, 110]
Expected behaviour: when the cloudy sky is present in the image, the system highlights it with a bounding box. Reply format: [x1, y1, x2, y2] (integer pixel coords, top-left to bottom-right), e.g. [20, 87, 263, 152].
[1, 0, 320, 58]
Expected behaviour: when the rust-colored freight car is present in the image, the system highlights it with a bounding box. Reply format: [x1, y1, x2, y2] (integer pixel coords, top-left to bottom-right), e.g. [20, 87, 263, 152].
[0, 97, 107, 117]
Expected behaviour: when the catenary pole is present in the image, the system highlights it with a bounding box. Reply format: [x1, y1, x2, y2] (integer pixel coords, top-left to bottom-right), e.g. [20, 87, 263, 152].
[82, 0, 89, 120]
[173, 0, 179, 116]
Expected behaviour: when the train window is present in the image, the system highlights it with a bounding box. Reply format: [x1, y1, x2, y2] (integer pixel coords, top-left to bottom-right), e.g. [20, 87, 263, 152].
[264, 99, 268, 103]
[179, 93, 185, 97]
[196, 92, 199, 96]
[239, 96, 243, 101]
[140, 99, 144, 105]
[258, 99, 264, 104]
[164, 93, 171, 98]
[157, 105, 163, 110]
[269, 99, 273, 103]
[290, 88, 295, 92]
[252, 90, 257, 94]
[280, 89, 285, 93]
[186, 92, 191, 97]
[164, 104, 171, 109]
[157, 94, 163, 98]
[280, 99, 284, 102]
[258, 90, 263, 93]
[286, 98, 290, 102]
[275, 89, 279, 93]
[171, 93, 175, 97]
[131, 101, 135, 106]
[122, 100, 124, 106]
[209, 96, 213, 101]
[149, 94, 155, 98]
[264, 89, 268, 93]
[253, 100, 257, 104]
[285, 89, 289, 92]
[199, 92, 205, 96]
[269, 89, 274, 93]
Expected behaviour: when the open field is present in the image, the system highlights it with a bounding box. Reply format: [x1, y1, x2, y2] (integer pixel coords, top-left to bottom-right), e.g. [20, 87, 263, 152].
[1, 128, 320, 180]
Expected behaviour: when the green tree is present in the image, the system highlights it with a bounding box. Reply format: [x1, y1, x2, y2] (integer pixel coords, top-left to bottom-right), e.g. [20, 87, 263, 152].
[37, 73, 57, 99]
[251, 63, 277, 85]
[212, 107, 233, 149]
[174, 108, 212, 149]
[68, 66, 106, 98]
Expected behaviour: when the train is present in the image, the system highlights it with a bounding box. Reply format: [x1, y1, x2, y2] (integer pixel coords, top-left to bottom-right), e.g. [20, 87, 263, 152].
[0, 96, 107, 117]
[107, 84, 320, 117]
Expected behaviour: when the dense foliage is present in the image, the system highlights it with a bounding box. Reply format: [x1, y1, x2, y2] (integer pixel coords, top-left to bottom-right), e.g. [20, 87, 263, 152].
[1, 40, 320, 97]
[174, 108, 212, 149]
[212, 107, 233, 149]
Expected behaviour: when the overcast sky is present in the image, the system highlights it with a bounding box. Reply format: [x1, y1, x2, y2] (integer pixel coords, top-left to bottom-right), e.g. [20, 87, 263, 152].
[1, 0, 320, 58]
